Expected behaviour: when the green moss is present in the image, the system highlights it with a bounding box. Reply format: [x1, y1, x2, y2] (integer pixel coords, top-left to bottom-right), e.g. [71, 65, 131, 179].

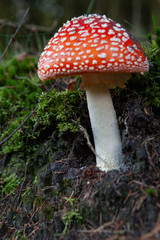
[1, 172, 20, 196]
[36, 90, 85, 132]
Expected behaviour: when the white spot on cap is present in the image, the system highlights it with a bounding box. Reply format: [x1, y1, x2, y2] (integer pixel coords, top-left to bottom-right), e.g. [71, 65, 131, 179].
[86, 50, 91, 54]
[76, 57, 81, 61]
[72, 20, 78, 24]
[110, 47, 119, 52]
[91, 34, 99, 38]
[79, 51, 84, 55]
[109, 58, 115, 62]
[69, 31, 76, 35]
[116, 23, 121, 27]
[91, 44, 98, 47]
[112, 53, 118, 57]
[101, 23, 108, 28]
[98, 53, 107, 58]
[81, 32, 90, 37]
[113, 26, 121, 32]
[94, 38, 99, 43]
[78, 30, 87, 34]
[101, 40, 108, 44]
[46, 51, 52, 56]
[60, 52, 66, 56]
[96, 46, 104, 51]
[67, 27, 76, 32]
[108, 29, 115, 35]
[70, 36, 77, 41]
[83, 43, 87, 47]
[122, 36, 128, 42]
[107, 63, 112, 67]
[59, 32, 66, 36]
[110, 36, 121, 42]
[58, 45, 64, 50]
[45, 65, 50, 69]
[67, 57, 72, 61]
[53, 53, 58, 58]
[123, 32, 129, 38]
[111, 42, 119, 46]
[98, 29, 106, 33]
[137, 57, 142, 62]
[66, 42, 71, 46]
[73, 42, 81, 46]
[125, 54, 131, 60]
[61, 37, 67, 43]
[84, 19, 94, 24]
[98, 65, 105, 69]
[92, 60, 97, 64]
[54, 33, 59, 37]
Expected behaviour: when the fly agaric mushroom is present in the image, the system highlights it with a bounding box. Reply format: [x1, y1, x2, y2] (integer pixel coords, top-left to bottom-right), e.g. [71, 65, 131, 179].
[38, 14, 149, 172]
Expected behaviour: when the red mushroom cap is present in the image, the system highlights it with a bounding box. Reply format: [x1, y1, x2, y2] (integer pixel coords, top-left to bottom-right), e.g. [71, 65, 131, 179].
[38, 14, 149, 81]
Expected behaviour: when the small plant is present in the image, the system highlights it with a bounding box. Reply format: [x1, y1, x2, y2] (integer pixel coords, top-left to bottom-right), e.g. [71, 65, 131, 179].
[62, 198, 83, 234]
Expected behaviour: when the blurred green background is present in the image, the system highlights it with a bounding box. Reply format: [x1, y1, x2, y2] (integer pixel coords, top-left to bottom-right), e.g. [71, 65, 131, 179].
[0, 0, 160, 56]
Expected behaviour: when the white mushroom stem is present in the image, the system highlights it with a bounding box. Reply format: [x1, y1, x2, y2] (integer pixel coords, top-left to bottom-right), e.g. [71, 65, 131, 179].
[85, 85, 122, 171]
[82, 73, 131, 172]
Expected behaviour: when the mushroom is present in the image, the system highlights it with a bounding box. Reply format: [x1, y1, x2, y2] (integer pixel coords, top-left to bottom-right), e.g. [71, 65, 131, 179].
[38, 14, 149, 172]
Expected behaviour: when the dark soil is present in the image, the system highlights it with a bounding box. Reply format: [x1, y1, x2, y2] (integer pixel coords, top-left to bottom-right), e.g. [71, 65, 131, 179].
[0, 91, 160, 240]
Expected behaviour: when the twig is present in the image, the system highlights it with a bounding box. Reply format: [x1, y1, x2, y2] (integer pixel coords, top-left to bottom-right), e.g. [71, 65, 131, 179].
[0, 79, 60, 146]
[138, 213, 160, 240]
[0, 8, 29, 62]
[0, 19, 58, 33]
[72, 120, 106, 164]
